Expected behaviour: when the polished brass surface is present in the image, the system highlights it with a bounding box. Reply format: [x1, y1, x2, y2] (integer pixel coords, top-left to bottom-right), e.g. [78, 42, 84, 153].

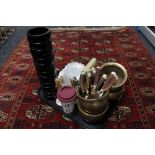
[77, 89, 109, 115]
[77, 62, 128, 122]
[77, 88, 109, 122]
[100, 62, 128, 92]
[108, 89, 123, 101]
[78, 103, 108, 123]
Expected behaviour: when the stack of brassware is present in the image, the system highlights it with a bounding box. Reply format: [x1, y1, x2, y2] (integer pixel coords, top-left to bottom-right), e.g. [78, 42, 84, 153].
[27, 27, 56, 100]
[77, 62, 128, 123]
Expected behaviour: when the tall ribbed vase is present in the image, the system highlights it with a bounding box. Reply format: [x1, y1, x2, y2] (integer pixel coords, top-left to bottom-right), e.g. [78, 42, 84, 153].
[27, 27, 56, 100]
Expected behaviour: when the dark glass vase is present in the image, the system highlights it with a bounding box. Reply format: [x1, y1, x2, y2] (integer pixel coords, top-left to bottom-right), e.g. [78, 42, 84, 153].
[27, 27, 56, 100]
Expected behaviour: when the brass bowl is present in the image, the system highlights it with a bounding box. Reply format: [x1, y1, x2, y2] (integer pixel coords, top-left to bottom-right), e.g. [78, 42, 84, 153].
[108, 89, 123, 101]
[78, 103, 108, 123]
[100, 62, 128, 92]
[77, 89, 109, 123]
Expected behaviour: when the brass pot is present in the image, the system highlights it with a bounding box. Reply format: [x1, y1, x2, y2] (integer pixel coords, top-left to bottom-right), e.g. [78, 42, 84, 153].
[100, 62, 128, 92]
[77, 89, 109, 123]
[76, 62, 128, 122]
[78, 103, 108, 123]
[108, 89, 123, 101]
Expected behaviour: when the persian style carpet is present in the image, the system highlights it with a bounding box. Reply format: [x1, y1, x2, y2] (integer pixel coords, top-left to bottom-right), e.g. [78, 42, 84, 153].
[0, 27, 155, 129]
[0, 27, 14, 48]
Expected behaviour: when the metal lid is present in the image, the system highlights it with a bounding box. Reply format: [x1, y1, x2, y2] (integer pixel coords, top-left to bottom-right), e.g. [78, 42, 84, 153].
[57, 86, 76, 103]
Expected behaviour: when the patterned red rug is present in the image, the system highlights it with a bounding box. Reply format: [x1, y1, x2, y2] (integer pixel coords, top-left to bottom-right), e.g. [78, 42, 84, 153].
[0, 27, 155, 129]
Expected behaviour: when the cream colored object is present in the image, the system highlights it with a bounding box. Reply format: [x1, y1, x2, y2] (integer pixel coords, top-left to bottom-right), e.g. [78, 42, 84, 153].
[58, 62, 85, 86]
[83, 58, 97, 73]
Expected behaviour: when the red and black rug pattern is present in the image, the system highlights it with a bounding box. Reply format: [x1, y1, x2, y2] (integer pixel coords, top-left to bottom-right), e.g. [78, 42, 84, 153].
[0, 27, 155, 128]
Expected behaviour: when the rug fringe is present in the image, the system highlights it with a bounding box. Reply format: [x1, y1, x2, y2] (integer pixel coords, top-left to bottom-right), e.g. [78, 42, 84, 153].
[50, 26, 127, 31]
